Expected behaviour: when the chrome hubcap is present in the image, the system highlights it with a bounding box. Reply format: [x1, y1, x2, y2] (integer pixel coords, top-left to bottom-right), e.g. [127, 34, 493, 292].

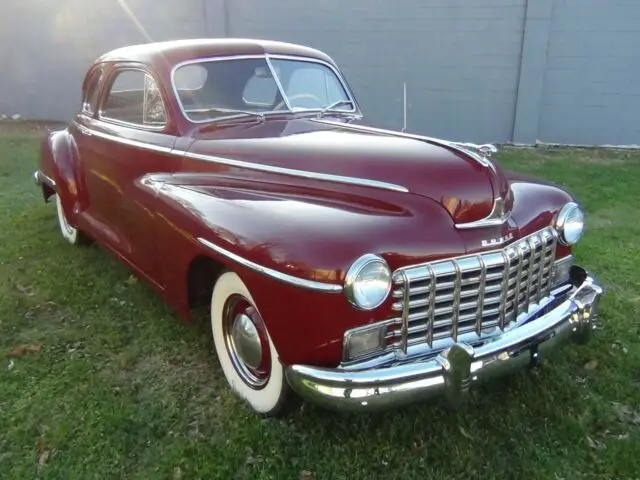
[231, 313, 263, 370]
[223, 295, 270, 389]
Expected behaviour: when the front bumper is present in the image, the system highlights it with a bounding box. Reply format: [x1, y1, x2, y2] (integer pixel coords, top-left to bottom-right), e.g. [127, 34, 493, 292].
[285, 268, 603, 411]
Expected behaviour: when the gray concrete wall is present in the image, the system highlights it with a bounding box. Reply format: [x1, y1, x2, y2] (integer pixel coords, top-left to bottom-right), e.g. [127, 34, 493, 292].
[0, 0, 214, 121]
[1, 0, 638, 145]
[227, 0, 526, 143]
[538, 0, 640, 146]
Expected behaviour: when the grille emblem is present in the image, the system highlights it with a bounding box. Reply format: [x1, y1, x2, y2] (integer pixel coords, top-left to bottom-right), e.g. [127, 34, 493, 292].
[481, 232, 513, 248]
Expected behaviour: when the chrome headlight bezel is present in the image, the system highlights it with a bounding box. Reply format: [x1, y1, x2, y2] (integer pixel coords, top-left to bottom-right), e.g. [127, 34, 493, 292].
[344, 254, 392, 310]
[555, 202, 585, 246]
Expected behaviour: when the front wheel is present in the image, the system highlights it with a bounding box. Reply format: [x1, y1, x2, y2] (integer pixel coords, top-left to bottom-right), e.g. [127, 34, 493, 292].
[210, 271, 297, 416]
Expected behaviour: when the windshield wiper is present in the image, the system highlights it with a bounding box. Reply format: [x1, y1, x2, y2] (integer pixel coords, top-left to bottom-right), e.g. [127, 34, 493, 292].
[317, 100, 356, 118]
[195, 107, 266, 123]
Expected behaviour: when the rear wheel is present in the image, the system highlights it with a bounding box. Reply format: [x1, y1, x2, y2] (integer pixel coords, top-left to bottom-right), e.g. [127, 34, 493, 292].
[54, 194, 89, 245]
[210, 271, 297, 416]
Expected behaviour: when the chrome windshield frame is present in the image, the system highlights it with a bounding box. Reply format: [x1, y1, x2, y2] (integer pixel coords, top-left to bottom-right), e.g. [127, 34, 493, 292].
[170, 53, 361, 124]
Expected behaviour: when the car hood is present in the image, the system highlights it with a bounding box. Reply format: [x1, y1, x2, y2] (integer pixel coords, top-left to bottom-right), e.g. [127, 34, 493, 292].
[184, 117, 509, 224]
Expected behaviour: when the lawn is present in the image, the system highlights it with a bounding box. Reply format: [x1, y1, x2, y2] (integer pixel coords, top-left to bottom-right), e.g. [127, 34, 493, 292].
[1, 125, 639, 479]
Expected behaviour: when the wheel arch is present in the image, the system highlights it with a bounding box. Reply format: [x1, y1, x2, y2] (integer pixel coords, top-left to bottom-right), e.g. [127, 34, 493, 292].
[186, 254, 226, 313]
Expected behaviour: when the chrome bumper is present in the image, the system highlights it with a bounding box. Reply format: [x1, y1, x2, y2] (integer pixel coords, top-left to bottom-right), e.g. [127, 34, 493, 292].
[285, 270, 603, 412]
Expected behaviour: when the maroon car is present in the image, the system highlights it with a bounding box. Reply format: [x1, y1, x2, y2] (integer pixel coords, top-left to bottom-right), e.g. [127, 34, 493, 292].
[34, 38, 603, 416]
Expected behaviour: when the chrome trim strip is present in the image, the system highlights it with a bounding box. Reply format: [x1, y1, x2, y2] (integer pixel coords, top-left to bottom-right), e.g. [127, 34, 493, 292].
[197, 237, 342, 293]
[73, 123, 407, 193]
[73, 123, 174, 154]
[170, 53, 360, 124]
[183, 150, 409, 192]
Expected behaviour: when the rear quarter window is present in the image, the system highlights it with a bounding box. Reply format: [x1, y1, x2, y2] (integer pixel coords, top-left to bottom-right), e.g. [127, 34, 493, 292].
[82, 68, 104, 114]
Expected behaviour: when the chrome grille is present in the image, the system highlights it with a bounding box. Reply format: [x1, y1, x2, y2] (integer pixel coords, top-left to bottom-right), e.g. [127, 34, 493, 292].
[389, 227, 557, 352]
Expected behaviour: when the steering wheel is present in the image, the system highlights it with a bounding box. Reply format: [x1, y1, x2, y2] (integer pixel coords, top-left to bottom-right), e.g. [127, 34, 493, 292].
[274, 93, 324, 111]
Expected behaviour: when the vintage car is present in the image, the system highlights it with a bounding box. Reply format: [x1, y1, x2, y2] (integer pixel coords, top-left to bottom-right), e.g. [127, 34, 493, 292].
[35, 38, 603, 416]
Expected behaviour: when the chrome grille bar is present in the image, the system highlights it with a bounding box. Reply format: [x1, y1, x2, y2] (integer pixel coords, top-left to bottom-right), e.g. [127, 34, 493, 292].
[450, 259, 462, 342]
[399, 271, 410, 355]
[498, 250, 510, 329]
[475, 255, 487, 335]
[391, 227, 558, 353]
[513, 244, 525, 319]
[426, 264, 436, 346]
[535, 237, 546, 304]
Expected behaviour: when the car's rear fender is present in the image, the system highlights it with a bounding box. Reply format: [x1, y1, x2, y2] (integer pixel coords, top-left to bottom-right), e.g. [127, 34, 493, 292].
[38, 128, 86, 221]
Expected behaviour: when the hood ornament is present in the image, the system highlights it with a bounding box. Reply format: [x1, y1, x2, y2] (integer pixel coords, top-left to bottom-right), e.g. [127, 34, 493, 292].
[452, 142, 498, 160]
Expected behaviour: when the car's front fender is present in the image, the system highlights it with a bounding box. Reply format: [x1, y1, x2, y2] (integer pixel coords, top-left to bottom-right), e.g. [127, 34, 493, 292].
[141, 171, 465, 367]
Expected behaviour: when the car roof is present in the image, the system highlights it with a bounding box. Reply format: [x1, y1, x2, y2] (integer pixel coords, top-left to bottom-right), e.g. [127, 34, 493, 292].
[95, 38, 336, 68]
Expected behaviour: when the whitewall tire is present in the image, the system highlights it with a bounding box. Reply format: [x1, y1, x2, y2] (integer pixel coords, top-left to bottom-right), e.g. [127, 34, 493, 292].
[210, 271, 295, 416]
[54, 194, 89, 246]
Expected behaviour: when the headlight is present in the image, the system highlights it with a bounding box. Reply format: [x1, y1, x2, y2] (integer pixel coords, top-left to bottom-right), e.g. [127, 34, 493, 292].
[344, 254, 391, 310]
[555, 202, 585, 245]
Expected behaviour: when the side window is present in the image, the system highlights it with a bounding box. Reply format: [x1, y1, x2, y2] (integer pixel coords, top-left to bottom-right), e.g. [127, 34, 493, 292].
[101, 70, 167, 127]
[82, 69, 103, 114]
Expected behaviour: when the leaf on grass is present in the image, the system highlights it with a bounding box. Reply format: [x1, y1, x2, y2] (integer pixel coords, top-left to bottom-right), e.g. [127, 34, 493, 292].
[38, 450, 50, 465]
[15, 284, 35, 296]
[586, 435, 605, 450]
[411, 439, 427, 453]
[583, 360, 598, 370]
[173, 467, 183, 480]
[246, 455, 263, 466]
[458, 425, 475, 440]
[125, 275, 139, 285]
[611, 402, 640, 425]
[300, 470, 315, 480]
[611, 341, 628, 354]
[8, 343, 43, 357]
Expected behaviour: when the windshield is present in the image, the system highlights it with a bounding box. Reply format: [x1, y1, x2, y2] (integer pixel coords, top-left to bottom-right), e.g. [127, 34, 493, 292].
[172, 56, 355, 122]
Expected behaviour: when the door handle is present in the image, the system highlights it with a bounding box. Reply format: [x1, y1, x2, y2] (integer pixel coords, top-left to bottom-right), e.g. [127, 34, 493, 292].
[78, 125, 93, 136]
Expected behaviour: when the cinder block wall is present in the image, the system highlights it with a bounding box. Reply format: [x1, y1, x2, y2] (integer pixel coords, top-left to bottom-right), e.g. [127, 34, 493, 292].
[538, 0, 640, 146]
[1, 0, 638, 145]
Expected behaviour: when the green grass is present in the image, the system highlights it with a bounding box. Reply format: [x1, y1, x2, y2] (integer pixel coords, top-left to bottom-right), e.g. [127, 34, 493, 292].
[1, 132, 639, 479]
